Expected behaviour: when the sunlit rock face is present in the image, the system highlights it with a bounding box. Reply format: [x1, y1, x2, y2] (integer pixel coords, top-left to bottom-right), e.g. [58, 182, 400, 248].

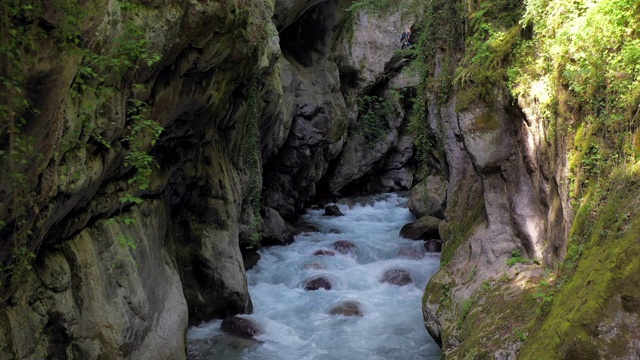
[420, 50, 572, 357]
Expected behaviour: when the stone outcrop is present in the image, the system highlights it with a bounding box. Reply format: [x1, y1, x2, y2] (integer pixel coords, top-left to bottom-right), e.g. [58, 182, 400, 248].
[324, 205, 344, 216]
[399, 216, 442, 240]
[408, 175, 447, 219]
[1, 1, 282, 358]
[262, 1, 423, 218]
[0, 0, 426, 358]
[419, 49, 573, 356]
[261, 206, 295, 246]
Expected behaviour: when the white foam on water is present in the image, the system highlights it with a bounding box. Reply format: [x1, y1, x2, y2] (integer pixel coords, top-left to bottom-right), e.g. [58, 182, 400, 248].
[188, 193, 442, 360]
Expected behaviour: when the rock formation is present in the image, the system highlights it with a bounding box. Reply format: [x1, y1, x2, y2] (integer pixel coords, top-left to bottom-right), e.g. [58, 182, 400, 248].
[3, 0, 636, 358]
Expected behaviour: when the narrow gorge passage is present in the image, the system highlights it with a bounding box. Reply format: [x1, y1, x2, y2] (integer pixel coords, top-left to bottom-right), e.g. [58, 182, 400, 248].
[188, 193, 441, 359]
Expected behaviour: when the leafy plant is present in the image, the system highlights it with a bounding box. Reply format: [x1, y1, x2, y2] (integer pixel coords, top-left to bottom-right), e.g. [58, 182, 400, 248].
[506, 249, 530, 267]
[461, 298, 473, 319]
[563, 243, 584, 270]
[480, 280, 491, 292]
[0, 0, 163, 298]
[245, 74, 263, 248]
[356, 95, 395, 148]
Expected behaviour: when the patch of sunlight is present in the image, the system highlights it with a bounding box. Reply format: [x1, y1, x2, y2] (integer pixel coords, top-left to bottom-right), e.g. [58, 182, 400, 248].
[512, 267, 545, 291]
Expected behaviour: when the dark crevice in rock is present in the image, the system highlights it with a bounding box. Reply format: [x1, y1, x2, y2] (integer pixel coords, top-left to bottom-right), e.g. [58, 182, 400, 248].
[279, 3, 332, 67]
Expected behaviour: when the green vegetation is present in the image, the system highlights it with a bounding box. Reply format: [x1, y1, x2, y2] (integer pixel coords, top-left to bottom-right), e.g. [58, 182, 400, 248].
[355, 95, 395, 147]
[506, 249, 530, 267]
[455, 0, 523, 108]
[0, 0, 163, 297]
[511, 0, 640, 201]
[407, 0, 462, 177]
[439, 187, 485, 267]
[460, 298, 473, 321]
[246, 74, 263, 248]
[418, 0, 640, 354]
[346, 0, 396, 13]
[520, 165, 640, 358]
[345, 0, 422, 14]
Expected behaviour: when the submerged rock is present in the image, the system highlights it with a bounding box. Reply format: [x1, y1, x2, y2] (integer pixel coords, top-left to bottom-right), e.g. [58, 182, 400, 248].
[329, 300, 364, 317]
[220, 317, 262, 339]
[324, 205, 344, 216]
[294, 222, 321, 235]
[380, 269, 413, 286]
[332, 240, 358, 255]
[313, 249, 336, 256]
[396, 246, 426, 259]
[303, 277, 333, 291]
[302, 262, 326, 270]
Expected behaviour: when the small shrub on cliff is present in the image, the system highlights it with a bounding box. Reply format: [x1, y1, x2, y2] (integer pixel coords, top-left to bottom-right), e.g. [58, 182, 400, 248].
[356, 95, 395, 147]
[506, 249, 530, 267]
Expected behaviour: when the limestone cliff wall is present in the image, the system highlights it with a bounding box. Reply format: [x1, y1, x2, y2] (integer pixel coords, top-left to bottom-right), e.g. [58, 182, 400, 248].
[0, 0, 426, 358]
[0, 0, 280, 358]
[416, 0, 640, 357]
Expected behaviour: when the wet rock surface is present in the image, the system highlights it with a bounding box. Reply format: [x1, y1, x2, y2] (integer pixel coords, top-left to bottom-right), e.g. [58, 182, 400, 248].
[313, 249, 336, 256]
[332, 240, 358, 255]
[380, 269, 413, 286]
[324, 205, 344, 216]
[329, 301, 364, 317]
[400, 216, 442, 240]
[261, 207, 295, 246]
[303, 277, 333, 291]
[397, 246, 426, 259]
[220, 317, 262, 339]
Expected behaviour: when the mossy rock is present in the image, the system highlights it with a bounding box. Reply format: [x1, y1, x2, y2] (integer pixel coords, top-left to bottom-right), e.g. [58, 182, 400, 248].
[519, 167, 640, 359]
[469, 110, 499, 134]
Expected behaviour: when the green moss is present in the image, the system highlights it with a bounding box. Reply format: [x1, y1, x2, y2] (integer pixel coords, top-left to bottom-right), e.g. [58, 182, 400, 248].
[449, 282, 540, 358]
[519, 166, 640, 359]
[440, 192, 486, 267]
[633, 131, 640, 155]
[455, 88, 480, 112]
[469, 110, 499, 134]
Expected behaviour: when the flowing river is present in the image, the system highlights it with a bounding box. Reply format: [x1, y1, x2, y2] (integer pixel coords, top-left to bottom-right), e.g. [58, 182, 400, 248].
[188, 193, 442, 360]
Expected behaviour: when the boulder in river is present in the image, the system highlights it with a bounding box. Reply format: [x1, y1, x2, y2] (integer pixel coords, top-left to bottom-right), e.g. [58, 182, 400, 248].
[293, 222, 321, 235]
[399, 216, 441, 240]
[332, 240, 358, 255]
[220, 316, 261, 339]
[329, 300, 364, 317]
[303, 277, 333, 291]
[242, 250, 261, 270]
[324, 205, 344, 216]
[380, 269, 413, 286]
[261, 207, 294, 246]
[424, 239, 443, 253]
